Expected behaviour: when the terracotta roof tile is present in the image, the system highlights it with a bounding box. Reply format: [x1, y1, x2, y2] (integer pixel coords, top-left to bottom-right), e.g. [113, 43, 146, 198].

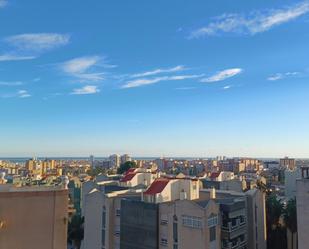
[210, 172, 220, 179]
[144, 178, 169, 195]
[120, 173, 136, 182]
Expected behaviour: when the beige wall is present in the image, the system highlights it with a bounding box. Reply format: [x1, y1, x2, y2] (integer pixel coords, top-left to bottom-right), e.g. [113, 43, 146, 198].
[246, 189, 267, 249]
[159, 199, 220, 249]
[0, 188, 68, 249]
[154, 179, 199, 204]
[83, 188, 140, 249]
[83, 190, 104, 249]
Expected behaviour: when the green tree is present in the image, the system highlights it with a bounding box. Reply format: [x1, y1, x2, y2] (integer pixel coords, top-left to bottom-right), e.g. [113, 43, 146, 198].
[283, 198, 297, 249]
[87, 167, 105, 177]
[68, 215, 84, 249]
[117, 161, 137, 174]
[267, 194, 284, 229]
[266, 194, 286, 249]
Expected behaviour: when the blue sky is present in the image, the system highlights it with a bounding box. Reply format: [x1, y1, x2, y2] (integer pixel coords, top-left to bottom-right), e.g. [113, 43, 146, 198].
[0, 0, 309, 157]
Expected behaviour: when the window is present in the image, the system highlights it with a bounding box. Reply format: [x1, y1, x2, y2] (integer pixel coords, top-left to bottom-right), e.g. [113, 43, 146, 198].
[102, 208, 106, 229]
[209, 226, 216, 242]
[240, 215, 246, 224]
[207, 215, 218, 228]
[173, 220, 178, 243]
[161, 219, 168, 225]
[101, 228, 105, 247]
[160, 238, 168, 246]
[116, 209, 121, 217]
[182, 215, 202, 229]
[102, 206, 106, 247]
[114, 225, 120, 237]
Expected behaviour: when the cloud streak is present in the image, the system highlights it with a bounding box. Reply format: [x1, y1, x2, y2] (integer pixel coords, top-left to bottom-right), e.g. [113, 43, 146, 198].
[0, 81, 23, 86]
[5, 33, 70, 52]
[201, 68, 242, 83]
[0, 33, 70, 61]
[0, 54, 36, 62]
[122, 74, 203, 89]
[18, 90, 31, 98]
[267, 71, 300, 81]
[61, 56, 106, 82]
[71, 85, 100, 95]
[131, 65, 186, 78]
[190, 1, 309, 38]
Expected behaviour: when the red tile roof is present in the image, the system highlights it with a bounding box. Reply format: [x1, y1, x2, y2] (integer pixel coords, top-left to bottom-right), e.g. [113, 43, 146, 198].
[210, 172, 220, 179]
[125, 168, 136, 175]
[120, 173, 136, 182]
[144, 179, 170, 195]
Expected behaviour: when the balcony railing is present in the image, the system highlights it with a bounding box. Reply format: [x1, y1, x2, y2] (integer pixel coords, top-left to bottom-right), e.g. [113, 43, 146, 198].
[222, 239, 247, 249]
[222, 219, 246, 232]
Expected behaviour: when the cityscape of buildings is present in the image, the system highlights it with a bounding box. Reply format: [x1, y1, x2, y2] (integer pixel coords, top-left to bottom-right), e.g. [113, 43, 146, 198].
[1, 0, 309, 249]
[0, 155, 308, 249]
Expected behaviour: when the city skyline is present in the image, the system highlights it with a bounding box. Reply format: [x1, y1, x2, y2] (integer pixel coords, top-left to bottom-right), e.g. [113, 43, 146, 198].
[1, 0, 309, 157]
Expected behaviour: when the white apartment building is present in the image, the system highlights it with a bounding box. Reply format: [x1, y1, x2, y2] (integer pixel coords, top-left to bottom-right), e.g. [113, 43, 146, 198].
[143, 174, 200, 204]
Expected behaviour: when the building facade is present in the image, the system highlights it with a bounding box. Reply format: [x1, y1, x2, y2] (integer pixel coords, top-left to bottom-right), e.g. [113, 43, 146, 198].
[296, 167, 309, 249]
[0, 185, 68, 249]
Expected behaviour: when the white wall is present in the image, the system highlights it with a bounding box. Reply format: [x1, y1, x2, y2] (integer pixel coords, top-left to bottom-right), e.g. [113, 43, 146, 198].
[83, 190, 104, 249]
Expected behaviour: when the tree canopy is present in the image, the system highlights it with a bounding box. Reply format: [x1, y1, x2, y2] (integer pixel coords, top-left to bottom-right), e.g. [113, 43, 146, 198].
[117, 161, 137, 174]
[68, 214, 84, 249]
[283, 198, 297, 233]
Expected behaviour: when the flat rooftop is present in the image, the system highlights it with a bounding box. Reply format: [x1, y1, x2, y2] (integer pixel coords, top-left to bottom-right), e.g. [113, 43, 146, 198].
[0, 184, 64, 193]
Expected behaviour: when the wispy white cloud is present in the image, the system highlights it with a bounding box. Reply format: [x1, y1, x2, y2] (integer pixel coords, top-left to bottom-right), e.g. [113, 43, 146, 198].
[0, 0, 7, 8]
[71, 85, 100, 95]
[62, 56, 100, 74]
[122, 74, 203, 89]
[61, 56, 106, 82]
[0, 81, 23, 86]
[175, 87, 196, 90]
[267, 71, 300, 81]
[131, 65, 186, 78]
[190, 1, 309, 38]
[0, 89, 31, 98]
[5, 33, 70, 52]
[0, 54, 36, 62]
[223, 85, 232, 90]
[201, 68, 242, 83]
[267, 74, 283, 81]
[18, 90, 31, 98]
[0, 33, 70, 61]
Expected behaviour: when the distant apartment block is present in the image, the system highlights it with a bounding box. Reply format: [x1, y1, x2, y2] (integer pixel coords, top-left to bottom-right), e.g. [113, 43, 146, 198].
[280, 157, 296, 170]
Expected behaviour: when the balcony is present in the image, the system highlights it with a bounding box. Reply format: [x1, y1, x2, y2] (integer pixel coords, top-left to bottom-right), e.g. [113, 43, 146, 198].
[222, 238, 247, 249]
[222, 218, 246, 232]
[160, 219, 168, 225]
[221, 219, 246, 240]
